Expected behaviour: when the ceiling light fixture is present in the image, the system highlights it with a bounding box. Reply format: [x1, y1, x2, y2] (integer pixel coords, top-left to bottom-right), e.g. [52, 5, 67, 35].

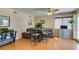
[47, 12, 52, 15]
[47, 8, 52, 15]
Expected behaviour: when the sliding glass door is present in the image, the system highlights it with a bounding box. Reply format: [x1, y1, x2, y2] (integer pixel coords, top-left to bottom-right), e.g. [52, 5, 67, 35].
[77, 16, 79, 39]
[55, 17, 72, 29]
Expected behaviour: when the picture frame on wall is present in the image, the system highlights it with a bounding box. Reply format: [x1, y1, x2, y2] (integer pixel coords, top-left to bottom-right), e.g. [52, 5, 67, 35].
[0, 16, 10, 27]
[40, 20, 45, 24]
[28, 19, 32, 25]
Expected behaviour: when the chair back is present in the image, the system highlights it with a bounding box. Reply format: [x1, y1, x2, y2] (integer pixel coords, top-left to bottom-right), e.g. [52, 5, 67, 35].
[46, 28, 53, 37]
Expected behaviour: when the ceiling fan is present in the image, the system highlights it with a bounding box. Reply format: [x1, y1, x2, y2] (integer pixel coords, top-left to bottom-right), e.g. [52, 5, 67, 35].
[35, 8, 59, 15]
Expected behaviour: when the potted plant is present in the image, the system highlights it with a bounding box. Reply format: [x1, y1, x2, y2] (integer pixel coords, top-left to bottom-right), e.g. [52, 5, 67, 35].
[35, 22, 43, 29]
[69, 19, 74, 24]
[0, 28, 14, 33]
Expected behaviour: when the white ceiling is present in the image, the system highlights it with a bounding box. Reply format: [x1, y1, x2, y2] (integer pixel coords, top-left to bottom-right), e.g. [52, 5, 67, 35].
[13, 8, 77, 16]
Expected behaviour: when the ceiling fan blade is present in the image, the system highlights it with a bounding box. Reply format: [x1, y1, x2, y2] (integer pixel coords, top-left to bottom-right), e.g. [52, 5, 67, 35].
[35, 8, 45, 11]
[53, 9, 59, 11]
[34, 8, 57, 15]
[34, 8, 59, 12]
[46, 8, 59, 12]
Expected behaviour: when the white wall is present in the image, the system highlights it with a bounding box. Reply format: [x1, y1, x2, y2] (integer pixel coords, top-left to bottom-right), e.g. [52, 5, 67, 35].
[0, 8, 34, 39]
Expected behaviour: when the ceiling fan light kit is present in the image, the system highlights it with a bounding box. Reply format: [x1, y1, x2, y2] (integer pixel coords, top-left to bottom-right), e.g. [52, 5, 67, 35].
[47, 12, 52, 15]
[47, 8, 52, 15]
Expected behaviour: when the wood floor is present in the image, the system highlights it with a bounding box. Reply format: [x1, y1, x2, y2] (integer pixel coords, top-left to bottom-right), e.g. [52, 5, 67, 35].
[0, 37, 79, 50]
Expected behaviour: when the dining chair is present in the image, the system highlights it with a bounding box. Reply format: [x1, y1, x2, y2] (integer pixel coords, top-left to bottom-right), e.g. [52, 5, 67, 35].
[30, 29, 42, 44]
[42, 28, 53, 43]
[42, 28, 48, 43]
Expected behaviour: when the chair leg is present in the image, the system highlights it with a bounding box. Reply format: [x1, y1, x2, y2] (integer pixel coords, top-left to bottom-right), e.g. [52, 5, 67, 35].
[34, 36, 38, 45]
[45, 35, 48, 43]
[30, 36, 33, 44]
[35, 41, 37, 45]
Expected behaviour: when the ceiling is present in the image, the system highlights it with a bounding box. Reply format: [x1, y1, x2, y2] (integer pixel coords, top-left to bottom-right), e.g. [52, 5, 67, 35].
[13, 8, 77, 16]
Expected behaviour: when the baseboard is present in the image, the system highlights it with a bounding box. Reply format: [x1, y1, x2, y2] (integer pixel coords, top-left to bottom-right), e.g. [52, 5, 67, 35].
[72, 39, 79, 43]
[16, 36, 22, 40]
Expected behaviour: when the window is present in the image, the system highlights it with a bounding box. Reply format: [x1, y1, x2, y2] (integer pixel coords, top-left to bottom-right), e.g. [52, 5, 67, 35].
[55, 17, 72, 29]
[0, 16, 10, 27]
[77, 16, 79, 39]
[55, 18, 62, 29]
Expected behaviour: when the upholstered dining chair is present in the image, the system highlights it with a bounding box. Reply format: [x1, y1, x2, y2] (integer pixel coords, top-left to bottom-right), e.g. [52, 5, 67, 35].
[42, 28, 53, 43]
[30, 29, 43, 44]
[42, 28, 48, 43]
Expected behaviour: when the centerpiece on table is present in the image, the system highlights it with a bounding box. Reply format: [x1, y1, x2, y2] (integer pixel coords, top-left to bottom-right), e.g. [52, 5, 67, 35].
[35, 22, 43, 29]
